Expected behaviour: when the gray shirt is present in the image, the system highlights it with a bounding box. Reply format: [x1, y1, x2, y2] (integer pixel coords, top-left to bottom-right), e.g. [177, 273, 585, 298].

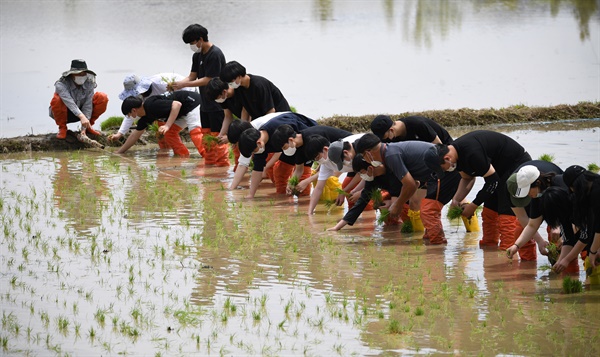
[382, 141, 435, 184]
[52, 75, 96, 118]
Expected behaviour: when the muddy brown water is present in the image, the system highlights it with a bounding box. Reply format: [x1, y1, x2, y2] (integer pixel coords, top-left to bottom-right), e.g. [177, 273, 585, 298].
[1, 121, 599, 356]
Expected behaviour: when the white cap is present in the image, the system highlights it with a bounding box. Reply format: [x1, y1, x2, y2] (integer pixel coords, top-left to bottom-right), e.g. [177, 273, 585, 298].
[514, 165, 540, 198]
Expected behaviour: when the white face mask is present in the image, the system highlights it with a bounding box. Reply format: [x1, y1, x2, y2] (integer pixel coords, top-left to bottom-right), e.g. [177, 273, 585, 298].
[214, 97, 226, 103]
[73, 75, 87, 85]
[228, 81, 240, 89]
[359, 173, 374, 182]
[535, 192, 543, 198]
[283, 145, 297, 156]
[317, 157, 328, 164]
[343, 160, 352, 167]
[446, 160, 457, 172]
[190, 43, 202, 53]
[131, 115, 141, 121]
[370, 160, 382, 168]
[255, 146, 265, 154]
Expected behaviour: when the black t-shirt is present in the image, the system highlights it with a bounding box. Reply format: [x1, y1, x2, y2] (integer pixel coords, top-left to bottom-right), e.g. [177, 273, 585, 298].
[390, 116, 453, 145]
[513, 160, 565, 218]
[292, 126, 352, 165]
[238, 74, 290, 119]
[453, 130, 528, 178]
[191, 45, 226, 113]
[136, 91, 201, 131]
[220, 91, 243, 118]
[252, 113, 318, 171]
[343, 170, 402, 225]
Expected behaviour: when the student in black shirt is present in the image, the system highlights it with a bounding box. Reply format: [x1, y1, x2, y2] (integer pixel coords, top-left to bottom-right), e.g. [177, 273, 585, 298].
[117, 91, 203, 157]
[425, 130, 531, 251]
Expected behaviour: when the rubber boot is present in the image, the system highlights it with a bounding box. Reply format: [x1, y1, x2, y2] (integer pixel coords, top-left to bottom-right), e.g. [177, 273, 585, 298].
[512, 225, 537, 260]
[420, 198, 447, 244]
[273, 160, 295, 194]
[461, 214, 480, 232]
[497, 214, 519, 251]
[164, 123, 190, 157]
[584, 257, 600, 285]
[299, 165, 312, 196]
[201, 128, 215, 164]
[87, 92, 108, 136]
[156, 122, 170, 149]
[480, 207, 500, 247]
[211, 132, 231, 167]
[50, 93, 68, 139]
[408, 209, 425, 232]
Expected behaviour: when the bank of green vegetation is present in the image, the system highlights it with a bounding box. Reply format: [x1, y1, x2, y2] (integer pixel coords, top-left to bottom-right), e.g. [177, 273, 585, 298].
[0, 102, 599, 153]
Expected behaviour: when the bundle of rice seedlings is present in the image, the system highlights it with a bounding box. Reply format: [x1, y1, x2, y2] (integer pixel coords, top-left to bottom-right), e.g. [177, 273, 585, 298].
[203, 134, 219, 150]
[401, 220, 413, 233]
[323, 199, 336, 209]
[562, 276, 583, 294]
[288, 175, 301, 196]
[161, 75, 177, 91]
[377, 208, 390, 225]
[335, 187, 351, 197]
[546, 242, 560, 266]
[447, 206, 463, 220]
[538, 153, 555, 163]
[77, 132, 104, 149]
[370, 189, 384, 209]
[588, 163, 599, 173]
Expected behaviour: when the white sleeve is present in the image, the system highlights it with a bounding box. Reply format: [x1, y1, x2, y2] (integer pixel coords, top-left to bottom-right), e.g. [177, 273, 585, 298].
[118, 115, 136, 135]
[238, 155, 251, 167]
[317, 163, 335, 181]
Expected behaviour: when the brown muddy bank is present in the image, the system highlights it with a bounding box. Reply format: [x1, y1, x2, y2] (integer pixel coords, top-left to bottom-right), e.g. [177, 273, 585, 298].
[1, 102, 599, 153]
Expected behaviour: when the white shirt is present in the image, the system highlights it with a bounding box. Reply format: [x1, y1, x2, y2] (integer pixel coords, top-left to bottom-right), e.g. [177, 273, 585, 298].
[237, 112, 291, 167]
[317, 133, 365, 181]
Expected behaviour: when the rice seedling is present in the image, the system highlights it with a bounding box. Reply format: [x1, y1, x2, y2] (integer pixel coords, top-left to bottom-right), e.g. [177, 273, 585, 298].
[287, 175, 301, 196]
[546, 242, 559, 266]
[447, 206, 463, 220]
[202, 134, 220, 150]
[376, 208, 390, 225]
[562, 276, 583, 294]
[401, 220, 413, 233]
[588, 162, 599, 173]
[538, 153, 555, 162]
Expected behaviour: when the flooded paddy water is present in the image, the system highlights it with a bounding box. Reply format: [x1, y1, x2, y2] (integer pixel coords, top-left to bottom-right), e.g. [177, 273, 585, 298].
[1, 121, 599, 356]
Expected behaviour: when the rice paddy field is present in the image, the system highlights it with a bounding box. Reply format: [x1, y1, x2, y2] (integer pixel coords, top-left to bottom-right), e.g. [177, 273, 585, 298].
[1, 121, 599, 356]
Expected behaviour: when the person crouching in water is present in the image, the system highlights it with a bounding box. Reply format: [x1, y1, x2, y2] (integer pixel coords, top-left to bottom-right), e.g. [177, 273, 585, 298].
[49, 59, 108, 139]
[116, 91, 203, 156]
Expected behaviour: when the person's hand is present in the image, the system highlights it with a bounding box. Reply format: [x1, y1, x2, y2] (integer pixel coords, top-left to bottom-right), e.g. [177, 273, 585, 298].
[349, 191, 361, 203]
[295, 180, 309, 193]
[335, 193, 346, 206]
[170, 81, 185, 91]
[537, 240, 549, 256]
[506, 244, 518, 259]
[261, 170, 269, 179]
[461, 203, 477, 218]
[553, 259, 569, 273]
[80, 116, 91, 129]
[108, 133, 122, 142]
[158, 125, 170, 135]
[217, 135, 229, 145]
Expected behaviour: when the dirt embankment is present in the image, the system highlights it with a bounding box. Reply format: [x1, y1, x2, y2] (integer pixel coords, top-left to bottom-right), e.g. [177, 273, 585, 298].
[1, 102, 599, 153]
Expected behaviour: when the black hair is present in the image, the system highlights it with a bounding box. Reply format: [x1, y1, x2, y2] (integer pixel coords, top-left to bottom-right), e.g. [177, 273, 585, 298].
[530, 172, 556, 191]
[270, 125, 297, 150]
[182, 24, 208, 43]
[540, 186, 572, 228]
[354, 133, 381, 155]
[304, 135, 330, 161]
[238, 128, 261, 157]
[571, 171, 600, 229]
[227, 120, 252, 144]
[206, 78, 229, 101]
[121, 96, 143, 116]
[352, 153, 371, 173]
[220, 61, 246, 83]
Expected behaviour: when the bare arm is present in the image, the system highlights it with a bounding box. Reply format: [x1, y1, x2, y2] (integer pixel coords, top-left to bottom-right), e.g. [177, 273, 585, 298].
[116, 129, 145, 154]
[247, 169, 263, 198]
[308, 180, 327, 215]
[389, 172, 417, 217]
